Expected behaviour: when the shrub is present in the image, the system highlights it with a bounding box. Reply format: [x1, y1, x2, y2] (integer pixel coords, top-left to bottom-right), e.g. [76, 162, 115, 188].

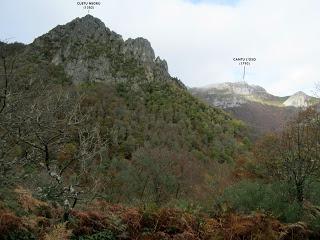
[218, 180, 303, 223]
[0, 212, 36, 240]
[70, 210, 111, 237]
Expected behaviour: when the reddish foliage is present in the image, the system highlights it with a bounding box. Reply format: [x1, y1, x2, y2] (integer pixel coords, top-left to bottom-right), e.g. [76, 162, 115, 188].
[279, 222, 312, 240]
[121, 208, 141, 235]
[0, 211, 23, 236]
[2, 199, 311, 240]
[69, 202, 312, 239]
[156, 208, 196, 234]
[225, 214, 272, 238]
[70, 210, 107, 236]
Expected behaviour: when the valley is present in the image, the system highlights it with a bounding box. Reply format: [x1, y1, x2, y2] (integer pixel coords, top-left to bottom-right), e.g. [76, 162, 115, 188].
[0, 15, 319, 240]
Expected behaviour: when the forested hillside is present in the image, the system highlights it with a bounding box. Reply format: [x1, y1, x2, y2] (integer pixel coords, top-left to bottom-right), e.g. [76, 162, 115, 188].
[0, 15, 318, 240]
[0, 16, 257, 239]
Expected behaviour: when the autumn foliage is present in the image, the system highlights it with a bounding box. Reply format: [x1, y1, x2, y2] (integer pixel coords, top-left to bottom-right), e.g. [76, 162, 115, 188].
[0, 198, 314, 240]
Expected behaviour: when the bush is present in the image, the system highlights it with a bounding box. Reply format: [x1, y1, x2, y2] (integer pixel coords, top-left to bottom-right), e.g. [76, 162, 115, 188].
[218, 180, 302, 223]
[0, 212, 36, 240]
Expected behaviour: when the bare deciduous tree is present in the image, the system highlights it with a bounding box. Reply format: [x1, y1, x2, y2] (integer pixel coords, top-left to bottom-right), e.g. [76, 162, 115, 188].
[256, 107, 320, 205]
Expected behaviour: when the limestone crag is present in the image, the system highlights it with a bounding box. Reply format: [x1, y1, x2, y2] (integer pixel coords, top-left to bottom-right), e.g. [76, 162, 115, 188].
[124, 37, 155, 63]
[29, 15, 172, 84]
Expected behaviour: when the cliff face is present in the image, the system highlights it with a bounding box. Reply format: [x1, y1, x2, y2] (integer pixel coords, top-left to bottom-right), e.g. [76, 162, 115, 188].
[29, 15, 170, 84]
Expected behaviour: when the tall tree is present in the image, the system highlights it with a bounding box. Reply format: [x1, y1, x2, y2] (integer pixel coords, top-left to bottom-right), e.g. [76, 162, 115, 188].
[255, 107, 320, 204]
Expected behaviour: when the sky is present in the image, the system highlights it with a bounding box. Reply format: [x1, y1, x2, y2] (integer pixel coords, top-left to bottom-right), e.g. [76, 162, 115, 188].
[1, 0, 320, 96]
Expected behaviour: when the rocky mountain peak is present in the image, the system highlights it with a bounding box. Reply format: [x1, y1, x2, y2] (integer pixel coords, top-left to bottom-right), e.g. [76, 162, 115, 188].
[292, 91, 307, 96]
[79, 14, 105, 26]
[33, 15, 121, 47]
[283, 91, 312, 107]
[71, 14, 107, 32]
[27, 15, 173, 84]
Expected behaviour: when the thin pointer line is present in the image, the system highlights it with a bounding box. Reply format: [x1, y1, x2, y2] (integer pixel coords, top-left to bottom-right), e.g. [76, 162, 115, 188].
[242, 65, 246, 81]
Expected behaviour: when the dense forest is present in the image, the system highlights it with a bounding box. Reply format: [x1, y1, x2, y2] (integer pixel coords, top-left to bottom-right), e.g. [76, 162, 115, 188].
[1, 16, 320, 239]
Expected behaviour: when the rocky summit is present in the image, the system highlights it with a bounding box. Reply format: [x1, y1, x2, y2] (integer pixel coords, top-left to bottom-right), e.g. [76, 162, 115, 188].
[283, 91, 313, 107]
[30, 15, 171, 84]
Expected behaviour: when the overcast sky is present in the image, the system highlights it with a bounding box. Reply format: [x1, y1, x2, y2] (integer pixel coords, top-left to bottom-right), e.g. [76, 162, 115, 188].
[1, 0, 320, 96]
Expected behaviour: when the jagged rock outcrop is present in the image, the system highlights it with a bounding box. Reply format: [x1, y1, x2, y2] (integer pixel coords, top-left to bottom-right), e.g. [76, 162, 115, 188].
[28, 15, 174, 85]
[155, 57, 168, 72]
[124, 37, 155, 63]
[31, 15, 122, 83]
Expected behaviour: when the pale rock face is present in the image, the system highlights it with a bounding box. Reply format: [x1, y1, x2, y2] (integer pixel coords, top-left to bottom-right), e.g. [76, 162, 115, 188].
[192, 82, 272, 109]
[283, 91, 311, 107]
[207, 82, 267, 96]
[208, 95, 246, 108]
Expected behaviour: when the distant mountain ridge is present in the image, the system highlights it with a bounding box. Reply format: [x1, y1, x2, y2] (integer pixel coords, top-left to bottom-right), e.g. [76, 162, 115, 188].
[190, 82, 318, 138]
[191, 82, 316, 108]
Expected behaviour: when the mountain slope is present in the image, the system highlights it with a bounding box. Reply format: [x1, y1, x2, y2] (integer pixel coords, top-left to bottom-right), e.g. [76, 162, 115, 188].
[228, 102, 297, 138]
[196, 82, 287, 107]
[191, 82, 317, 108]
[190, 82, 317, 138]
[0, 15, 249, 209]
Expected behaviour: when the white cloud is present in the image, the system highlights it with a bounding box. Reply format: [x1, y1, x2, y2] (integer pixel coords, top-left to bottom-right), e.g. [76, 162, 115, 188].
[1, 0, 320, 96]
